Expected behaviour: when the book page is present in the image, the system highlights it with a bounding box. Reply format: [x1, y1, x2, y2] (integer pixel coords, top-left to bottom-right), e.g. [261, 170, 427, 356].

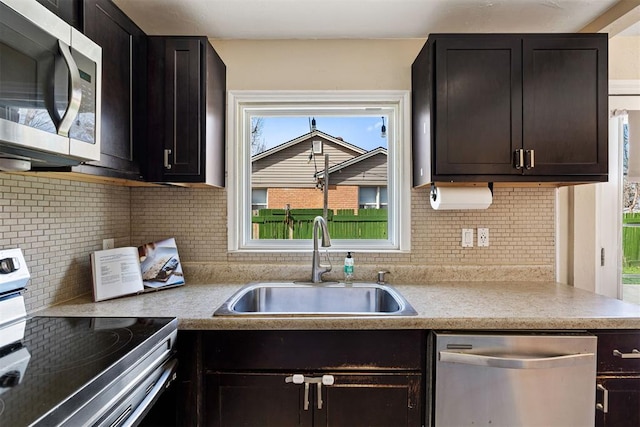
[138, 238, 185, 288]
[92, 247, 144, 301]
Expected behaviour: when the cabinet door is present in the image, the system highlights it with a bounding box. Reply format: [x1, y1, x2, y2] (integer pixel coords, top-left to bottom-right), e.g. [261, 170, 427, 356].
[83, 0, 146, 176]
[205, 373, 313, 427]
[522, 35, 608, 177]
[433, 36, 522, 177]
[596, 377, 640, 427]
[162, 38, 203, 178]
[316, 373, 422, 427]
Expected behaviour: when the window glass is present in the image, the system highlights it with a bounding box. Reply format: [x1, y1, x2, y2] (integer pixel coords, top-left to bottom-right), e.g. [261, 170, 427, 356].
[380, 187, 388, 206]
[359, 187, 378, 209]
[251, 188, 267, 211]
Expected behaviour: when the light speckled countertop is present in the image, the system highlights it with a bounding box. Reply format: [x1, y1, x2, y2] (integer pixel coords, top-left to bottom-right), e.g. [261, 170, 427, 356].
[38, 281, 640, 330]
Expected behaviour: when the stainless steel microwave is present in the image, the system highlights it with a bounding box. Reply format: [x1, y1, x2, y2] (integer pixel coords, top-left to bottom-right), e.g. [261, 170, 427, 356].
[0, 0, 101, 171]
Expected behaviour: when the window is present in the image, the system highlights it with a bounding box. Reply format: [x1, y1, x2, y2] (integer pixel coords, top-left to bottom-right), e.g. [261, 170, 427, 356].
[251, 188, 267, 212]
[227, 91, 411, 252]
[359, 187, 388, 209]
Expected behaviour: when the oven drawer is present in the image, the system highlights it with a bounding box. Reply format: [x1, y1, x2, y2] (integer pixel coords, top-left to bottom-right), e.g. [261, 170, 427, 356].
[594, 331, 640, 374]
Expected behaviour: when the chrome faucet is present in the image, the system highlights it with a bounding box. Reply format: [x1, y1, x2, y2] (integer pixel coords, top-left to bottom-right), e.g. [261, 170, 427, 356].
[311, 216, 332, 283]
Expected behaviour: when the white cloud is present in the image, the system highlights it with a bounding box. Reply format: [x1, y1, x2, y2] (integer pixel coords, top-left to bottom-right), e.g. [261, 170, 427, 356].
[366, 120, 383, 132]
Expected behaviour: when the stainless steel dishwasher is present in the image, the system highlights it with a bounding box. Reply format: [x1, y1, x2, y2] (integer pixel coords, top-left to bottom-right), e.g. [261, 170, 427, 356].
[433, 332, 597, 427]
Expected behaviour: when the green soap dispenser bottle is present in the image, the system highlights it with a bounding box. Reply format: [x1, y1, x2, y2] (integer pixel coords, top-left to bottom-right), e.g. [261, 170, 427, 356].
[344, 252, 354, 283]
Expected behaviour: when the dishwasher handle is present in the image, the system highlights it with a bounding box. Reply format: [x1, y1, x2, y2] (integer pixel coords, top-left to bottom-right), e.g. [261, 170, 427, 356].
[439, 350, 595, 369]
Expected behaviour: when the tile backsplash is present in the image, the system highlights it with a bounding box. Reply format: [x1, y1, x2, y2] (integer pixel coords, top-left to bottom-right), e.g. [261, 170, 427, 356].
[1, 172, 555, 313]
[0, 173, 130, 312]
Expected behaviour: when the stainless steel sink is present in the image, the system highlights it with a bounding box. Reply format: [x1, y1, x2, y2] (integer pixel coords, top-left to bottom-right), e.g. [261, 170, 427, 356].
[213, 282, 417, 316]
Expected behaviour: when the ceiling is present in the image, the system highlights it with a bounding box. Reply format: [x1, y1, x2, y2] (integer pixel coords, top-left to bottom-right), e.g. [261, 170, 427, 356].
[112, 0, 637, 39]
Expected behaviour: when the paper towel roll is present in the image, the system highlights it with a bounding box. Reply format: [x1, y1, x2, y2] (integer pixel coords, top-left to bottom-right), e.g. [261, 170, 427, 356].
[430, 186, 492, 210]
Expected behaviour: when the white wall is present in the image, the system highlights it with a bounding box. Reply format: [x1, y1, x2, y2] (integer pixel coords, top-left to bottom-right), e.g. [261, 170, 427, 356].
[210, 39, 426, 90]
[609, 36, 640, 80]
[557, 33, 640, 292]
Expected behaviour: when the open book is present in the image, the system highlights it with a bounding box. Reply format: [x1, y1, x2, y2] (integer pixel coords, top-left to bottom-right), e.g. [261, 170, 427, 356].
[91, 238, 184, 302]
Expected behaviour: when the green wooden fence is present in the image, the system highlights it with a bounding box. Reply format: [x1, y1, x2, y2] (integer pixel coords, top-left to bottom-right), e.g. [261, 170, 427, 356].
[252, 208, 388, 240]
[623, 213, 640, 267]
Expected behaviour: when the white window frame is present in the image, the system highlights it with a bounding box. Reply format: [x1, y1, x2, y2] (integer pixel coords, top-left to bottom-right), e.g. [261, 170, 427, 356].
[227, 90, 411, 253]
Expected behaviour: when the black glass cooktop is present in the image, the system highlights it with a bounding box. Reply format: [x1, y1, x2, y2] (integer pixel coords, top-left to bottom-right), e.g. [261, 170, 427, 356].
[0, 316, 176, 426]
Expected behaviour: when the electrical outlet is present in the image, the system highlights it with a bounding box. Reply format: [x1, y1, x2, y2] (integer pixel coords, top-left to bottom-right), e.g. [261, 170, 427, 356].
[477, 228, 489, 247]
[102, 238, 115, 250]
[461, 228, 473, 247]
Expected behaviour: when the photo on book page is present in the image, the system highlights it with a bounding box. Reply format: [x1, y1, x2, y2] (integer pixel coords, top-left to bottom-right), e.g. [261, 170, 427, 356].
[138, 238, 185, 288]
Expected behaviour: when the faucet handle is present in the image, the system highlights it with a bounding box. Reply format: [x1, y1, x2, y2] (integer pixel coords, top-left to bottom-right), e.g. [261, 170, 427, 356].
[377, 270, 390, 284]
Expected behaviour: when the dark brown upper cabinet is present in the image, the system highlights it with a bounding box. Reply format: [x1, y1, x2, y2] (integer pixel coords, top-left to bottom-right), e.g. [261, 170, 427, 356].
[146, 36, 226, 187]
[36, 0, 82, 30]
[82, 0, 146, 179]
[412, 34, 608, 187]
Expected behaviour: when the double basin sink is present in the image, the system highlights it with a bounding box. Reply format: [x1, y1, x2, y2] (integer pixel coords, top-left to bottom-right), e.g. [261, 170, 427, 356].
[214, 281, 417, 317]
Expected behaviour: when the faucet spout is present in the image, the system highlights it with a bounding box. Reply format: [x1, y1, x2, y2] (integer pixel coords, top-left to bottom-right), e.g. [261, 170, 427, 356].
[311, 216, 332, 283]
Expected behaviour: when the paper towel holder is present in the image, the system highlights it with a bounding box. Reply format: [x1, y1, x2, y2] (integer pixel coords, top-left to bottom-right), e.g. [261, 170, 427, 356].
[430, 182, 494, 202]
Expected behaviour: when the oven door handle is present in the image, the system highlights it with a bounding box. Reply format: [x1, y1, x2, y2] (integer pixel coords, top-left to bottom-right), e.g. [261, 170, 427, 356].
[120, 358, 178, 427]
[439, 350, 595, 369]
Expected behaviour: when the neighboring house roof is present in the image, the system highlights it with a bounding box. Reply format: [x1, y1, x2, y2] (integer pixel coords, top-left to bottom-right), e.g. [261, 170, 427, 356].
[315, 147, 388, 187]
[315, 147, 387, 178]
[251, 129, 366, 162]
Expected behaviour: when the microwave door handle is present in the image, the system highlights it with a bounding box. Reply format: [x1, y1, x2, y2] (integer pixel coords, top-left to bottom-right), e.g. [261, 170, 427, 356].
[56, 40, 82, 137]
[439, 350, 595, 369]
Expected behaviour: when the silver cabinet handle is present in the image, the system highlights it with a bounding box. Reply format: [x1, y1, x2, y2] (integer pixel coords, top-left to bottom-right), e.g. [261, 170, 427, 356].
[439, 350, 595, 369]
[613, 349, 640, 358]
[596, 384, 609, 413]
[164, 149, 172, 169]
[513, 149, 524, 169]
[525, 149, 535, 169]
[56, 40, 82, 137]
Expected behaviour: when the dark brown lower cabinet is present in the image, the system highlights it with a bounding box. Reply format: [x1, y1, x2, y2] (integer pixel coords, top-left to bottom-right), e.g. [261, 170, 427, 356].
[596, 377, 640, 427]
[206, 373, 310, 426]
[198, 330, 424, 427]
[206, 372, 422, 427]
[593, 330, 640, 427]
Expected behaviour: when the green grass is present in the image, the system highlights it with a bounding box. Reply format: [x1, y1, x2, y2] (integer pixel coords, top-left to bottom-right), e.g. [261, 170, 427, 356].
[623, 265, 640, 274]
[623, 264, 640, 284]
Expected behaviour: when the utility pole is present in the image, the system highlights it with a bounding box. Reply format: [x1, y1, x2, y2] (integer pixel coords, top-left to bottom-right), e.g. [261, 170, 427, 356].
[323, 154, 329, 222]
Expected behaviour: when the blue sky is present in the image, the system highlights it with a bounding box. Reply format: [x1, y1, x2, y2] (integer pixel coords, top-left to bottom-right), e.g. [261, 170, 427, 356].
[255, 116, 388, 153]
